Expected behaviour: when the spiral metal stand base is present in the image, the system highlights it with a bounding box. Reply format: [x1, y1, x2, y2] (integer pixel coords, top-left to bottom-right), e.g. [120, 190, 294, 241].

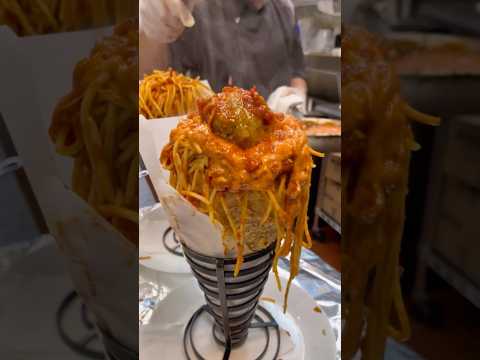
[56, 291, 105, 359]
[56, 291, 138, 360]
[182, 241, 278, 360]
[183, 304, 280, 360]
[162, 227, 183, 257]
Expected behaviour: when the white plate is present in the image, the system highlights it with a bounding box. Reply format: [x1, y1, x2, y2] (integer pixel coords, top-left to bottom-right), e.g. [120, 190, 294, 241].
[139, 204, 191, 274]
[139, 269, 336, 360]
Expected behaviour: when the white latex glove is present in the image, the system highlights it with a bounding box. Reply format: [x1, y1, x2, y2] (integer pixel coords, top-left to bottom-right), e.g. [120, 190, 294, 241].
[317, 0, 338, 15]
[139, 0, 197, 44]
[267, 86, 306, 114]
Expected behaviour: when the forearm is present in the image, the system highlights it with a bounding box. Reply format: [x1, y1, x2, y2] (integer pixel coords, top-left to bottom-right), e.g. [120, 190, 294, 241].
[139, 31, 170, 76]
[290, 77, 308, 95]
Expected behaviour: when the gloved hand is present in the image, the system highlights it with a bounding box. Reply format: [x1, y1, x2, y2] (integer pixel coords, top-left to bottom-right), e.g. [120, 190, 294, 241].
[139, 0, 197, 44]
[267, 86, 306, 114]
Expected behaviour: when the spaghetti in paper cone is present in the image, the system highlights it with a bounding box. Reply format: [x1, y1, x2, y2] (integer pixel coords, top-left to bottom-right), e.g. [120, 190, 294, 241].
[160, 86, 323, 311]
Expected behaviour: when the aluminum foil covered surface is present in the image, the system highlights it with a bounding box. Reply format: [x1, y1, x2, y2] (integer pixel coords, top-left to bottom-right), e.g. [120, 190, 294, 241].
[278, 249, 341, 360]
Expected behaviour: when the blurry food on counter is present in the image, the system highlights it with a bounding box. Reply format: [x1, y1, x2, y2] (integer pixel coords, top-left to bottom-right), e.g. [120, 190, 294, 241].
[302, 118, 341, 136]
[49, 19, 138, 244]
[0, 0, 136, 36]
[383, 34, 480, 76]
[342, 26, 440, 360]
[139, 69, 213, 119]
[160, 86, 323, 310]
[301, 118, 341, 153]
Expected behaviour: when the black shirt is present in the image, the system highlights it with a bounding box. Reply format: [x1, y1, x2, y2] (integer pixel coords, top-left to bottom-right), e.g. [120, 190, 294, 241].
[169, 0, 305, 97]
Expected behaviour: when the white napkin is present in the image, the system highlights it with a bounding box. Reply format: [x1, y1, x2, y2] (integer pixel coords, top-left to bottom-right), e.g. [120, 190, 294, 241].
[267, 86, 305, 114]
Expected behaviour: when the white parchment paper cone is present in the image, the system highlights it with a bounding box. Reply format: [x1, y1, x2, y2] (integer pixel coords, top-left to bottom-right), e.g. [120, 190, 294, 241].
[0, 26, 137, 350]
[0, 26, 112, 186]
[140, 116, 245, 258]
[41, 177, 138, 349]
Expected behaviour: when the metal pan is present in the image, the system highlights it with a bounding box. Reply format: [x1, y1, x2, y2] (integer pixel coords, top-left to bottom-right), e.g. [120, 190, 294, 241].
[305, 54, 340, 102]
[301, 118, 341, 153]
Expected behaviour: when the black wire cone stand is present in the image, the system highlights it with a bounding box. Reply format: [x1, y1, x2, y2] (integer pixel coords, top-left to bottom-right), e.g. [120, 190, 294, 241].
[100, 328, 138, 360]
[182, 241, 281, 360]
[162, 226, 184, 257]
[57, 291, 138, 360]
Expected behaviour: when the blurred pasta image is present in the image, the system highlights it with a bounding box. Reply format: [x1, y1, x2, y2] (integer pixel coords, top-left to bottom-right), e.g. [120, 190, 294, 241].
[342, 27, 440, 359]
[0, 0, 136, 36]
[49, 19, 138, 244]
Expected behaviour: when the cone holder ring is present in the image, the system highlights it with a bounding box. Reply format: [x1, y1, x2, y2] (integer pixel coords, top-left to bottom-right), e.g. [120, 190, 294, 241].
[56, 291, 138, 360]
[182, 242, 281, 360]
[162, 226, 183, 257]
[56, 291, 104, 359]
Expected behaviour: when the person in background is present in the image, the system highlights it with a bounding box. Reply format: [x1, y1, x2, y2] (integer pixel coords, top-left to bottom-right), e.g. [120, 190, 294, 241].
[139, 0, 308, 112]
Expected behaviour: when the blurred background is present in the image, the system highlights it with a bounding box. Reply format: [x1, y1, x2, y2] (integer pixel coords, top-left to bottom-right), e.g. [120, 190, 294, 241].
[0, 2, 137, 358]
[344, 1, 480, 359]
